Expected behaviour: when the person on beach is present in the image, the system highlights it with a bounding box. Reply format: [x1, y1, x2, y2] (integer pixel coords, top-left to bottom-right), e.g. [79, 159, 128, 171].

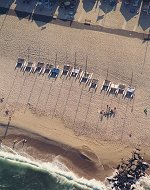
[129, 133, 132, 138]
[113, 107, 116, 117]
[13, 140, 18, 149]
[100, 110, 104, 121]
[9, 116, 11, 121]
[5, 110, 9, 115]
[144, 108, 147, 115]
[0, 98, 4, 103]
[110, 109, 114, 117]
[0, 139, 2, 148]
[106, 111, 109, 119]
[22, 139, 27, 147]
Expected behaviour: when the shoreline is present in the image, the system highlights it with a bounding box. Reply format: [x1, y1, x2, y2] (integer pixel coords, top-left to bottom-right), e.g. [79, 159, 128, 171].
[0, 109, 150, 181]
[0, 126, 111, 181]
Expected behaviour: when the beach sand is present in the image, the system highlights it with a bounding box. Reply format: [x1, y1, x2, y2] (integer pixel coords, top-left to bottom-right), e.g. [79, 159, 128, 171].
[0, 14, 150, 180]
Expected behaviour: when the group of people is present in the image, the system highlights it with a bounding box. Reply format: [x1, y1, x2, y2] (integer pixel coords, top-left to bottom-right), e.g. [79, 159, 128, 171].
[0, 138, 27, 149]
[13, 139, 27, 149]
[99, 105, 116, 120]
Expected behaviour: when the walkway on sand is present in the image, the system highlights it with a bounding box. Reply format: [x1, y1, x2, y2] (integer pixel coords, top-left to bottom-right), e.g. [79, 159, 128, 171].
[0, 6, 149, 40]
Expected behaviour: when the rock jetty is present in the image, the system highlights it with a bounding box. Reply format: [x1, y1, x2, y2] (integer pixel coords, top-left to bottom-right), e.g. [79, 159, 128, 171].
[107, 149, 149, 190]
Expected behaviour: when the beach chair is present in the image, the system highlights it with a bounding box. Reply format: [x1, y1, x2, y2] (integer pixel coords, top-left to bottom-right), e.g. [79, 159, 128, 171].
[89, 79, 98, 91]
[23, 61, 35, 73]
[115, 84, 126, 95]
[60, 64, 71, 78]
[33, 62, 44, 74]
[42, 64, 54, 75]
[108, 83, 119, 95]
[15, 58, 26, 70]
[101, 80, 111, 93]
[49, 66, 60, 78]
[79, 71, 93, 84]
[123, 86, 135, 99]
[70, 67, 81, 79]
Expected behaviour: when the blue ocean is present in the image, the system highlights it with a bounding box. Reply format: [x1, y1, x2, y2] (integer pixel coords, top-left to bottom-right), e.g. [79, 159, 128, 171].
[0, 146, 150, 190]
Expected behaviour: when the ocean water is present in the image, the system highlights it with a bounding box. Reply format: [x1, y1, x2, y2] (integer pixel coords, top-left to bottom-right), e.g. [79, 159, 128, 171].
[0, 146, 150, 190]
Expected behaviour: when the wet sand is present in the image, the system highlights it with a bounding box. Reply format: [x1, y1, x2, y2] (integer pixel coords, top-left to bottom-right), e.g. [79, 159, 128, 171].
[1, 131, 106, 180]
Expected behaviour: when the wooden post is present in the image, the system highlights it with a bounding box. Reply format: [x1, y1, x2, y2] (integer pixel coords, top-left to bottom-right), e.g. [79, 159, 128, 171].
[74, 52, 76, 68]
[130, 72, 133, 86]
[85, 56, 88, 75]
[55, 53, 57, 67]
[27, 47, 30, 62]
[106, 68, 108, 80]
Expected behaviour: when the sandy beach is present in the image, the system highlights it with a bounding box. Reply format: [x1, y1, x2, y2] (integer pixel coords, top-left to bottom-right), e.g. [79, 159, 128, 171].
[0, 13, 150, 181]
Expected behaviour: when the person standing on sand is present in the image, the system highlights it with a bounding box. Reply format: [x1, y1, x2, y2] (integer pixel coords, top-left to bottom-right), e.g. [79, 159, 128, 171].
[5, 110, 9, 115]
[100, 110, 104, 121]
[144, 108, 148, 115]
[22, 139, 27, 148]
[13, 140, 17, 149]
[0, 98, 4, 103]
[113, 107, 116, 117]
[0, 139, 2, 148]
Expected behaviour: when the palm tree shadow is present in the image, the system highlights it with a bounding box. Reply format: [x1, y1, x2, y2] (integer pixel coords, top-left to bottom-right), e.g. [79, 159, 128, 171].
[138, 12, 150, 31]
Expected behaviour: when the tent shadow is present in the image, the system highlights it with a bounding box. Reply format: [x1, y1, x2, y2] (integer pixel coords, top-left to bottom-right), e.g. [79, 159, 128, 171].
[99, 0, 114, 14]
[82, 0, 96, 12]
[0, 0, 14, 9]
[14, 0, 37, 20]
[138, 12, 150, 31]
[57, 0, 79, 21]
[120, 2, 136, 21]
